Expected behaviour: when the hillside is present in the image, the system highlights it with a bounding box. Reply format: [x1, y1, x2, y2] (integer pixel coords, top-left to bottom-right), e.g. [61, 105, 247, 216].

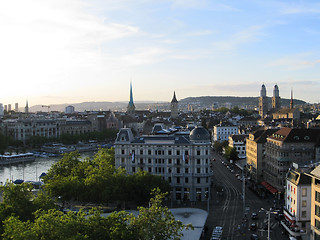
[29, 96, 306, 112]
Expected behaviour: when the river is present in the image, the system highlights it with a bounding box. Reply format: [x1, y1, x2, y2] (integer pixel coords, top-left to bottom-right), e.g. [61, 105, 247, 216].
[0, 152, 95, 185]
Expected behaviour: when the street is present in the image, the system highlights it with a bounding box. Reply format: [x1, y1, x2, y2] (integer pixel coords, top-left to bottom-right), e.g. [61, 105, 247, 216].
[202, 151, 287, 240]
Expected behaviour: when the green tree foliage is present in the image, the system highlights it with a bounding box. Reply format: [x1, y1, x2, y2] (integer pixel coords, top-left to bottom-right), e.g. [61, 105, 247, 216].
[213, 140, 228, 153]
[43, 149, 170, 205]
[133, 188, 191, 240]
[224, 146, 238, 161]
[0, 182, 56, 236]
[2, 189, 189, 240]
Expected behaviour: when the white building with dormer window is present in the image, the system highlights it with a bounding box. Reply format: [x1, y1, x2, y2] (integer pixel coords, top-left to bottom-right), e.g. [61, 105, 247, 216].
[114, 126, 212, 202]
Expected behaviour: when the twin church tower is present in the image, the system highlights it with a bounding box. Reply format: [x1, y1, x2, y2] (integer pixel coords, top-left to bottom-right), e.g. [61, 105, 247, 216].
[259, 84, 293, 118]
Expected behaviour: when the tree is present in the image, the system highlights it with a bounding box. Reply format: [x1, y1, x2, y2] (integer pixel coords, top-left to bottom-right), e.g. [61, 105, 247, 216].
[133, 188, 191, 240]
[224, 146, 238, 161]
[2, 189, 190, 240]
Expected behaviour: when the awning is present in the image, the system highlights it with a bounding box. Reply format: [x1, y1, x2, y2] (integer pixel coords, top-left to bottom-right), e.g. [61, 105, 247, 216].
[261, 181, 278, 194]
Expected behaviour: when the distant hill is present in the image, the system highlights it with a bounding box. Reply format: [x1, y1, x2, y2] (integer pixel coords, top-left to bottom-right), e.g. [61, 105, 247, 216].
[29, 96, 306, 112]
[179, 96, 306, 109]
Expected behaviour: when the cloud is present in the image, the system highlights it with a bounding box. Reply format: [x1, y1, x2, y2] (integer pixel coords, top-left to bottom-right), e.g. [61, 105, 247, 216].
[269, 55, 320, 69]
[212, 25, 266, 51]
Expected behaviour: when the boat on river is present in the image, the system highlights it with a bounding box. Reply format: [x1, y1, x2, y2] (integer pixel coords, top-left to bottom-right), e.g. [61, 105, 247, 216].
[0, 153, 36, 166]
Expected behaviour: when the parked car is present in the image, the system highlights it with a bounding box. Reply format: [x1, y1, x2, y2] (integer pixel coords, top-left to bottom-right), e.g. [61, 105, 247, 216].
[251, 233, 259, 240]
[251, 212, 258, 220]
[250, 223, 257, 231]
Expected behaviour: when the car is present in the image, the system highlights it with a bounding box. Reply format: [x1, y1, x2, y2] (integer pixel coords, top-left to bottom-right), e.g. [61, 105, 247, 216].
[251, 233, 259, 240]
[251, 212, 258, 220]
[250, 223, 257, 231]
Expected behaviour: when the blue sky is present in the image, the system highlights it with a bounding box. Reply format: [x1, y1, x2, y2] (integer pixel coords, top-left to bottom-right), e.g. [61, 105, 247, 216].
[0, 0, 320, 106]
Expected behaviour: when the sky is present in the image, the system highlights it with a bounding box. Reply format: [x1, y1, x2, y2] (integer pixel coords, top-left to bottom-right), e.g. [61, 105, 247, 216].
[1, 0, 320, 107]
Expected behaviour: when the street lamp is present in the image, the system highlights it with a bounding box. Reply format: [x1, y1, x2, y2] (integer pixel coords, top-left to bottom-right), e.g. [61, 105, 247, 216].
[260, 207, 278, 240]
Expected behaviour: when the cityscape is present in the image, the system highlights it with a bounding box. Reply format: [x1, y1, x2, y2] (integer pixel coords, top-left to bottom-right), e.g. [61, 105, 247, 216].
[1, 1, 320, 240]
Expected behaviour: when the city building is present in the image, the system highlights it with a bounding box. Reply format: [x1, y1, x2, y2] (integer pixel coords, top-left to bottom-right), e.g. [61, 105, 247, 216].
[228, 134, 248, 159]
[114, 126, 212, 202]
[65, 105, 75, 114]
[15, 103, 18, 112]
[306, 165, 320, 240]
[263, 128, 320, 194]
[246, 128, 277, 184]
[170, 91, 179, 119]
[212, 122, 238, 142]
[59, 120, 92, 135]
[0, 104, 4, 117]
[87, 111, 122, 132]
[259, 84, 268, 118]
[282, 164, 311, 238]
[8, 104, 11, 112]
[3, 119, 59, 142]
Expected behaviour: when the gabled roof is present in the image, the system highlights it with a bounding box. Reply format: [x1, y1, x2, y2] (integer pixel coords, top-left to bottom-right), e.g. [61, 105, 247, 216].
[268, 127, 320, 143]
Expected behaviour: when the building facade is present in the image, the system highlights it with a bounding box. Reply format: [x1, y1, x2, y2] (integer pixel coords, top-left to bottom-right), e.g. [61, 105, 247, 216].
[114, 126, 212, 202]
[264, 128, 320, 193]
[307, 166, 320, 240]
[212, 122, 238, 142]
[282, 166, 311, 237]
[246, 128, 277, 183]
[228, 134, 248, 159]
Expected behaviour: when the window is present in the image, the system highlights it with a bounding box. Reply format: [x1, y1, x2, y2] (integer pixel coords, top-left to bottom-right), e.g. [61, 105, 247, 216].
[197, 150, 201, 155]
[177, 168, 180, 174]
[177, 150, 180, 155]
[301, 211, 306, 218]
[148, 150, 151, 155]
[197, 159, 200, 165]
[168, 150, 172, 155]
[185, 177, 189, 183]
[316, 205, 320, 218]
[302, 200, 307, 207]
[197, 168, 201, 174]
[185, 168, 189, 173]
[140, 150, 143, 155]
[316, 191, 320, 203]
[132, 167, 135, 173]
[177, 177, 180, 184]
[197, 178, 200, 184]
[302, 188, 307, 197]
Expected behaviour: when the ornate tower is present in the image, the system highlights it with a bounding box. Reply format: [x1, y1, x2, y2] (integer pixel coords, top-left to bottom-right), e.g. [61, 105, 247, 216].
[259, 84, 268, 117]
[126, 82, 135, 116]
[272, 84, 281, 109]
[170, 91, 178, 119]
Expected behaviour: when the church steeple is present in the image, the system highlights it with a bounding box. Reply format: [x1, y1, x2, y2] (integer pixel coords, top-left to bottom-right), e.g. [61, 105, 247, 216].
[170, 91, 178, 119]
[25, 100, 29, 114]
[126, 81, 135, 116]
[290, 88, 294, 109]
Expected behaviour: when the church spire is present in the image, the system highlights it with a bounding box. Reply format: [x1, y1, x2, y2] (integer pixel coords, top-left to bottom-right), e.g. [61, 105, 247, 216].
[127, 81, 135, 115]
[171, 91, 178, 103]
[129, 81, 134, 106]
